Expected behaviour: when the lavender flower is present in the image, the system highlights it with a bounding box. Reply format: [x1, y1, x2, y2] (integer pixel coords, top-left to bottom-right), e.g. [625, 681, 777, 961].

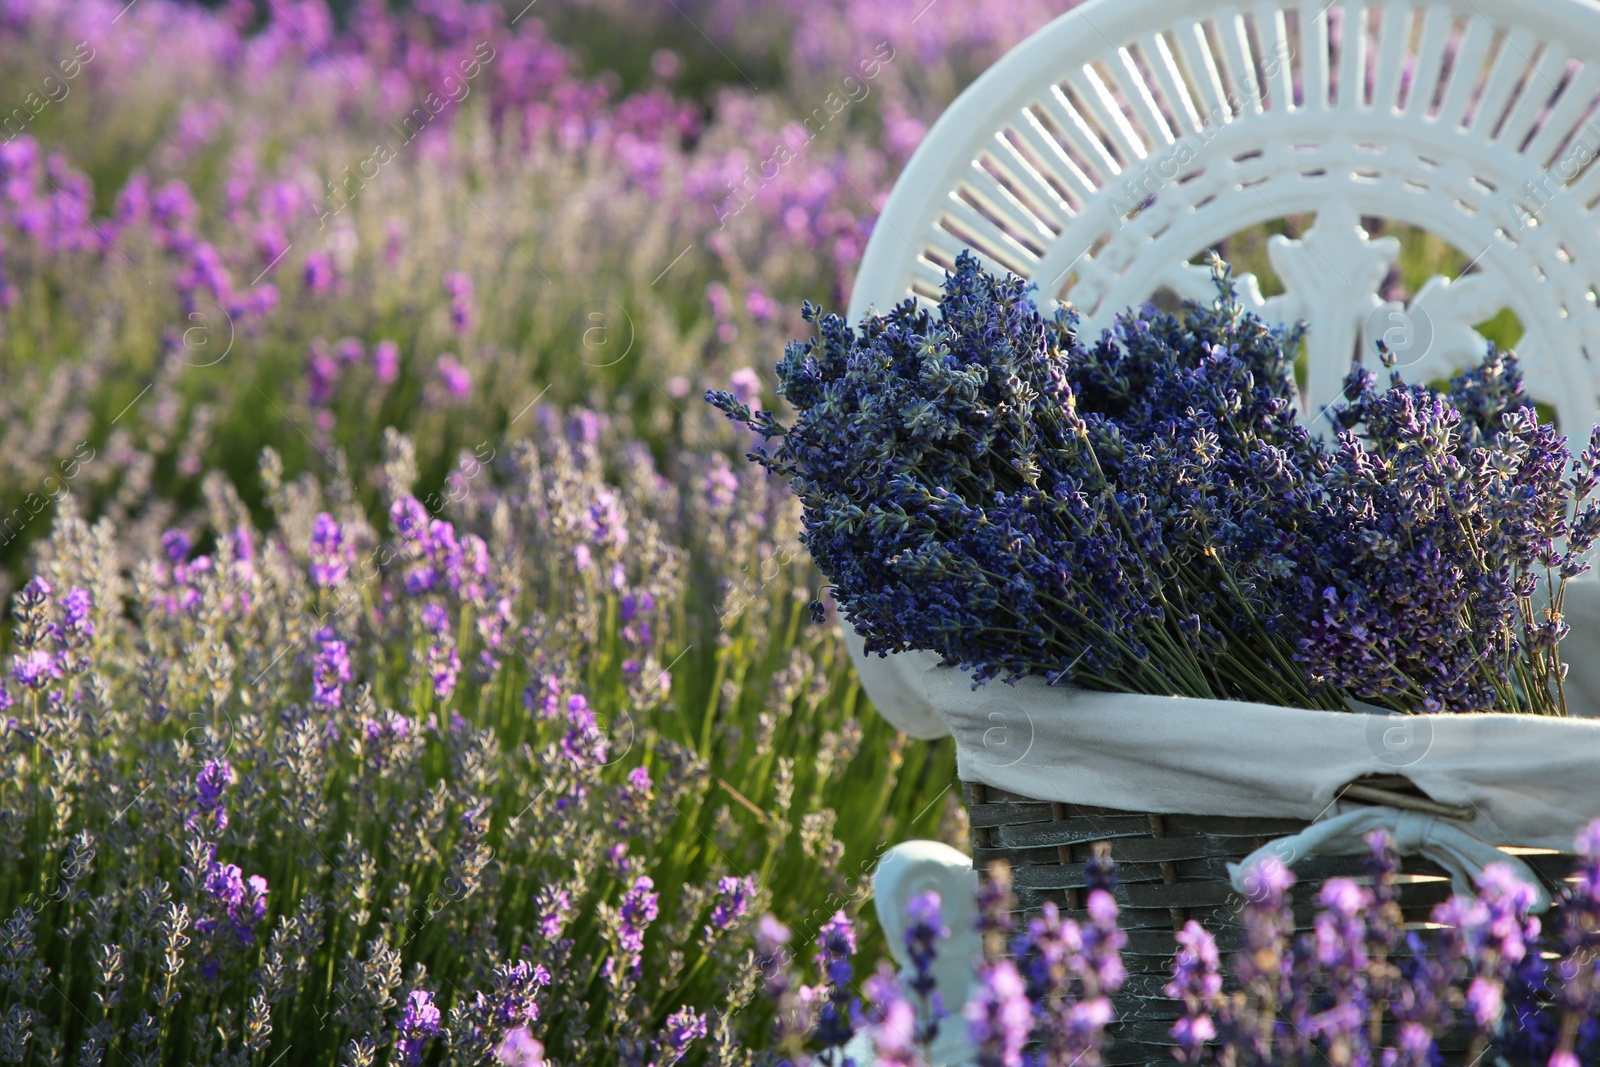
[659, 1006, 707, 1061]
[862, 964, 919, 1067]
[713, 252, 1588, 714]
[187, 759, 235, 833]
[966, 960, 1030, 1067]
[438, 354, 472, 400]
[814, 910, 858, 1050]
[1166, 921, 1222, 1064]
[495, 1028, 545, 1067]
[705, 875, 755, 940]
[308, 512, 350, 587]
[428, 642, 460, 700]
[902, 889, 947, 1042]
[444, 271, 474, 334]
[313, 635, 351, 710]
[618, 875, 659, 970]
[1310, 879, 1371, 1067]
[397, 990, 442, 1065]
[10, 649, 61, 690]
[197, 861, 268, 946]
[537, 888, 572, 942]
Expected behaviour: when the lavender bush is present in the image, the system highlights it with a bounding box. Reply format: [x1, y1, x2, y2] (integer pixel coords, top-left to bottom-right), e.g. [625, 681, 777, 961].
[0, 0, 1096, 594]
[710, 252, 1596, 714]
[0, 406, 960, 1065]
[758, 824, 1600, 1067]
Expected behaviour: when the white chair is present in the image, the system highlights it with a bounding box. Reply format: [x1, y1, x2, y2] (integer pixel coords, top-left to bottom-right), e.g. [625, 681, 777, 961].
[855, 1, 1600, 1061]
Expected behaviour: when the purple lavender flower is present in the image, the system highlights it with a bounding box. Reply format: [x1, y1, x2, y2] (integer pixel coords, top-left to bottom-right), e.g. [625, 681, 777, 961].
[966, 959, 1031, 1067]
[444, 271, 474, 334]
[495, 1028, 544, 1067]
[901, 889, 948, 1042]
[754, 913, 794, 999]
[199, 861, 268, 946]
[59, 587, 93, 642]
[561, 694, 607, 765]
[303, 250, 335, 294]
[374, 338, 401, 383]
[313, 637, 351, 710]
[397, 990, 442, 1066]
[437, 353, 472, 399]
[428, 642, 460, 700]
[705, 875, 755, 939]
[659, 1006, 706, 1059]
[1083, 876, 1126, 995]
[10, 649, 61, 690]
[421, 603, 449, 634]
[1462, 863, 1540, 1048]
[162, 528, 192, 563]
[1166, 920, 1221, 1064]
[524, 675, 561, 720]
[187, 759, 235, 834]
[975, 862, 1015, 958]
[1310, 878, 1372, 1067]
[308, 512, 350, 587]
[536, 888, 571, 942]
[862, 964, 918, 1067]
[391, 496, 430, 542]
[617, 875, 659, 972]
[814, 910, 858, 1050]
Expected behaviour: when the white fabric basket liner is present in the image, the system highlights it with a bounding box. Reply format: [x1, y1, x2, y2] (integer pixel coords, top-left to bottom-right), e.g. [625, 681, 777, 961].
[844, 581, 1600, 854]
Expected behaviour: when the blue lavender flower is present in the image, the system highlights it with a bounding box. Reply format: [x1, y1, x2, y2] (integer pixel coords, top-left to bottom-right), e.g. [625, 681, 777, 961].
[814, 910, 859, 1051]
[902, 889, 947, 1043]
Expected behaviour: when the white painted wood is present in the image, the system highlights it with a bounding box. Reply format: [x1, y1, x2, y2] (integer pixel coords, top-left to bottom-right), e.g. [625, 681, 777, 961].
[847, 0, 1600, 454]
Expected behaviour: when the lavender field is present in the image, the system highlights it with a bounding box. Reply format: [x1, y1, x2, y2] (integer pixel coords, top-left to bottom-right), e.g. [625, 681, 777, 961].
[0, 0, 1090, 1062]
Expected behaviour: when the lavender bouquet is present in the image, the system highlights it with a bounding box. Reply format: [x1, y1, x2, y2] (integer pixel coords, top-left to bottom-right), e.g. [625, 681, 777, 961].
[710, 251, 1598, 715]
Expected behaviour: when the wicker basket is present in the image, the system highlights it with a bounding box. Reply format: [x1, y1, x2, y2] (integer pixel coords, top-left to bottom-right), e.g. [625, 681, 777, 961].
[964, 780, 1579, 1065]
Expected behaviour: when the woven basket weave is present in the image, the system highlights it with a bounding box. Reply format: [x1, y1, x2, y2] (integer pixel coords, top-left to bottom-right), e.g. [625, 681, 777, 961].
[963, 780, 1579, 1065]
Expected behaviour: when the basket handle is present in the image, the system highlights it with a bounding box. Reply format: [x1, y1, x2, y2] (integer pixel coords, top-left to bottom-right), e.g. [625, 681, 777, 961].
[1336, 776, 1476, 821]
[1225, 805, 1552, 912]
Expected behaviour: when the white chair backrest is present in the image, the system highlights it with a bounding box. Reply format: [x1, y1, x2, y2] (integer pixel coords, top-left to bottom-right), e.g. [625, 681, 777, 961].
[848, 0, 1600, 446]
